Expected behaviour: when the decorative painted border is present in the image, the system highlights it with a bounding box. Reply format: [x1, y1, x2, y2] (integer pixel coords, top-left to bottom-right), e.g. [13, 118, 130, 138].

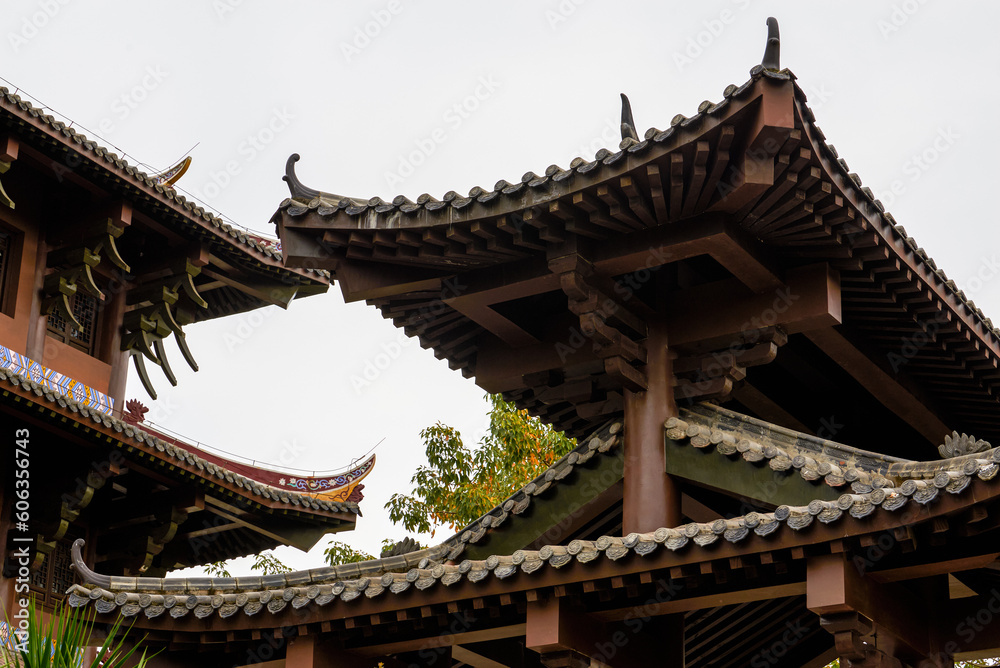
[0, 342, 114, 415]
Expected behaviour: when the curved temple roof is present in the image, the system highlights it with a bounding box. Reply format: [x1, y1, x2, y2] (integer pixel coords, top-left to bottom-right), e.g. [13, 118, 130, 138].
[0, 84, 329, 316]
[272, 21, 1000, 445]
[0, 363, 359, 514]
[67, 403, 1000, 621]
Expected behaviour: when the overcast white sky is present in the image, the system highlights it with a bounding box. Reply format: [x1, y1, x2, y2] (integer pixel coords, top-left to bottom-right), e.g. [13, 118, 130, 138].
[5, 1, 999, 572]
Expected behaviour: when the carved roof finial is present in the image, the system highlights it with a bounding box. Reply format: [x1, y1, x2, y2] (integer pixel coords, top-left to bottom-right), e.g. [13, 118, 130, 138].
[761, 17, 780, 71]
[123, 399, 148, 425]
[939, 431, 991, 459]
[70, 539, 111, 588]
[620, 93, 638, 143]
[380, 536, 421, 559]
[283, 153, 322, 200]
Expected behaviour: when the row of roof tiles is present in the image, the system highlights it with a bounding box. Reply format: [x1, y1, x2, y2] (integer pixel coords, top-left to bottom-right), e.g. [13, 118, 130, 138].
[278, 67, 792, 221]
[68, 447, 998, 620]
[669, 405, 1000, 496]
[68, 401, 1000, 621]
[0, 86, 322, 277]
[0, 365, 357, 515]
[436, 419, 623, 560]
[276, 66, 1000, 347]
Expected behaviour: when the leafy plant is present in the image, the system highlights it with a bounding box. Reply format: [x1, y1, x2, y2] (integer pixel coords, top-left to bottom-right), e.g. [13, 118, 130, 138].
[386, 394, 576, 536]
[249, 551, 291, 576]
[323, 540, 374, 565]
[1, 597, 156, 668]
[202, 549, 290, 579]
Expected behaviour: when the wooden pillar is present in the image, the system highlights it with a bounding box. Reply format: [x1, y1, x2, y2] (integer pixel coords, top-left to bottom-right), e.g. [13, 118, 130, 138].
[527, 595, 679, 666]
[807, 553, 951, 667]
[24, 235, 47, 361]
[285, 634, 321, 668]
[623, 319, 681, 534]
[100, 280, 129, 414]
[284, 634, 407, 668]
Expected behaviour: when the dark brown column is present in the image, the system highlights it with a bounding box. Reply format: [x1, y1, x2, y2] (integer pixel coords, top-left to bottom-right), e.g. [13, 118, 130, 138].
[24, 236, 46, 360]
[807, 554, 951, 667]
[623, 318, 681, 535]
[100, 283, 129, 413]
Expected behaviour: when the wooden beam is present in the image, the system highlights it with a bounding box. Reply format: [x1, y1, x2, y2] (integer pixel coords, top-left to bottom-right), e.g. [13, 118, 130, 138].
[336, 262, 447, 302]
[452, 645, 509, 668]
[590, 582, 807, 622]
[590, 214, 782, 293]
[730, 382, 813, 434]
[807, 553, 932, 658]
[284, 634, 408, 668]
[869, 553, 1000, 584]
[527, 596, 682, 665]
[666, 263, 841, 347]
[350, 624, 525, 657]
[803, 327, 950, 447]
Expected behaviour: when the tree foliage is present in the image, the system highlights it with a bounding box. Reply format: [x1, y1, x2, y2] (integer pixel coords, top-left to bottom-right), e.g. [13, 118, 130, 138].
[385, 394, 576, 536]
[323, 540, 375, 565]
[203, 550, 290, 578]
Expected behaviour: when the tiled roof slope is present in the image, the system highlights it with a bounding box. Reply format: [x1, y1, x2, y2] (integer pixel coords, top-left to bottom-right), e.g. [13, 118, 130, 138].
[670, 403, 999, 501]
[0, 364, 357, 517]
[67, 407, 1000, 621]
[276, 69, 787, 224]
[436, 418, 622, 560]
[273, 57, 1000, 446]
[272, 66, 999, 349]
[0, 85, 328, 286]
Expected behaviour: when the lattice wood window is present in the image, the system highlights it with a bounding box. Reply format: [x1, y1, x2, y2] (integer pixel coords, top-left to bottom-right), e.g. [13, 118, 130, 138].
[46, 292, 98, 354]
[28, 534, 78, 608]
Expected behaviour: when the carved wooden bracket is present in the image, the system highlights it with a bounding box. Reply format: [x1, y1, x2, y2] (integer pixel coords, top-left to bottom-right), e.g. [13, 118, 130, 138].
[124, 259, 207, 399]
[550, 255, 648, 392]
[673, 326, 787, 403]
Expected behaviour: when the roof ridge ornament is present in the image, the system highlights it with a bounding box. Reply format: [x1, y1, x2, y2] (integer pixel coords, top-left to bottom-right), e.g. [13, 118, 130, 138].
[619, 93, 638, 143]
[761, 17, 780, 71]
[939, 431, 991, 459]
[70, 538, 112, 588]
[283, 153, 322, 200]
[151, 155, 192, 187]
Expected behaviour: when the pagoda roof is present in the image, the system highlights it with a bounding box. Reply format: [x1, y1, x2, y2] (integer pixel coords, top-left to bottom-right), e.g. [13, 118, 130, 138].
[67, 406, 1000, 620]
[0, 84, 329, 322]
[274, 62, 1000, 449]
[0, 361, 358, 570]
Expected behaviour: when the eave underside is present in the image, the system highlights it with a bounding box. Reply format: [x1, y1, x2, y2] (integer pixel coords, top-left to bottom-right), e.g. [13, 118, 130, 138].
[0, 374, 355, 577]
[276, 71, 1000, 449]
